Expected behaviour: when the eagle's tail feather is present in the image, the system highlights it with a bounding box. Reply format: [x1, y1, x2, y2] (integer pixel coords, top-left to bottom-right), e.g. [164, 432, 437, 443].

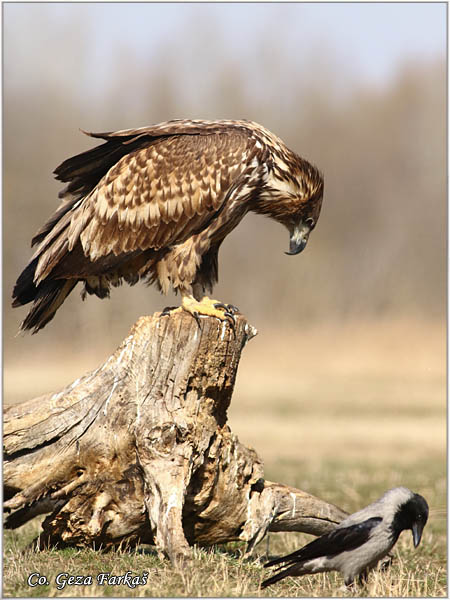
[12, 257, 40, 308]
[13, 269, 77, 334]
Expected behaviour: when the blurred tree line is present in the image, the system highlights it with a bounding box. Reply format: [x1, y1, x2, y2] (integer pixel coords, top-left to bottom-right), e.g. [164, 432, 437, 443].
[4, 8, 445, 357]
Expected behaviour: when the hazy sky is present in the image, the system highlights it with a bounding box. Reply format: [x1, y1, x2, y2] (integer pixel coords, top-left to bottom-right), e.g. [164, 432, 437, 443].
[4, 2, 446, 95]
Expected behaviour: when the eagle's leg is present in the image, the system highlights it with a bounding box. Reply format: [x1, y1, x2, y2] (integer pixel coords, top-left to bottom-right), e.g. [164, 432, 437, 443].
[160, 278, 238, 324]
[180, 295, 238, 326]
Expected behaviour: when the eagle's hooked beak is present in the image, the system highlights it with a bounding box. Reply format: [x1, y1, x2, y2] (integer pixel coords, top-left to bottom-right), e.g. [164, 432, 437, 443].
[285, 222, 311, 256]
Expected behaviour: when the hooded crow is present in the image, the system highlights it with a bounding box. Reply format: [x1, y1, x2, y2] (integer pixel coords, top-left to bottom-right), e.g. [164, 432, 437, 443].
[261, 487, 428, 588]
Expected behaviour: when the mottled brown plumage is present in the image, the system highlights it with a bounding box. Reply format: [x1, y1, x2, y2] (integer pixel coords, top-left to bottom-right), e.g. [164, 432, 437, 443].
[13, 119, 324, 332]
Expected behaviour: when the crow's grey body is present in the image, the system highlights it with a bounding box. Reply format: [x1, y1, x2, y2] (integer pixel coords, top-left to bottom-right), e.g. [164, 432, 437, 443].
[262, 487, 429, 587]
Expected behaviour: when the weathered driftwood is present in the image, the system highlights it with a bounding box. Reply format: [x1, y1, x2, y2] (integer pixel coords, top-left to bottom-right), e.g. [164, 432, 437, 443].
[4, 311, 347, 566]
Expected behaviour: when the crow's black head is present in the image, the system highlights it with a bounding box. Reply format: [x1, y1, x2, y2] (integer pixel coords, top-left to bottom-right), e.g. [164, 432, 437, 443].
[392, 492, 429, 547]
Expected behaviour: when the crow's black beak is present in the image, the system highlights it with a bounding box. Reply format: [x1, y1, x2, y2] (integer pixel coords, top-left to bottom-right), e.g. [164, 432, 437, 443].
[412, 521, 425, 547]
[285, 224, 310, 256]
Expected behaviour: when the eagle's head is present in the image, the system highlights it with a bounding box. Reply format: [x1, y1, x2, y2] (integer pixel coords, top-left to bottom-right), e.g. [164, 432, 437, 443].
[257, 152, 324, 256]
[285, 176, 323, 256]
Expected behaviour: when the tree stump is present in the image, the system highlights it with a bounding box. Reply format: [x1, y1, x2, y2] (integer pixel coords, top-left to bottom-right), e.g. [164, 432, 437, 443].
[4, 311, 347, 566]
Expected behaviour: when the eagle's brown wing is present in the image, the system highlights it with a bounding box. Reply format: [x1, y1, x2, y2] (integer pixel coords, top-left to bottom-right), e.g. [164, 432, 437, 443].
[32, 126, 258, 285]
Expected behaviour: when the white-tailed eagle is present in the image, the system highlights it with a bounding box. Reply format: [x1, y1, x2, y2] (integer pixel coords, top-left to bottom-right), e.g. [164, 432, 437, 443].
[13, 119, 324, 332]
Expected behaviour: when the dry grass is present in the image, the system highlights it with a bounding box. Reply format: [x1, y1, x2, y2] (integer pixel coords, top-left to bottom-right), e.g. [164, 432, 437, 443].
[3, 461, 446, 598]
[3, 317, 446, 596]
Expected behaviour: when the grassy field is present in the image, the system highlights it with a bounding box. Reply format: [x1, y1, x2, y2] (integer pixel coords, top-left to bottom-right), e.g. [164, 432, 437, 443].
[3, 317, 446, 597]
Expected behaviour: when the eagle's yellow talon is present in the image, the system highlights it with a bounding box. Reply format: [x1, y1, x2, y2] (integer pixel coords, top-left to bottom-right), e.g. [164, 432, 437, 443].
[181, 295, 237, 324]
[161, 305, 178, 316]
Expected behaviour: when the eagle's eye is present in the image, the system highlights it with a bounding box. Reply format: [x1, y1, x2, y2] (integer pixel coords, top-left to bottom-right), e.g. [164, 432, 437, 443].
[305, 217, 315, 229]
